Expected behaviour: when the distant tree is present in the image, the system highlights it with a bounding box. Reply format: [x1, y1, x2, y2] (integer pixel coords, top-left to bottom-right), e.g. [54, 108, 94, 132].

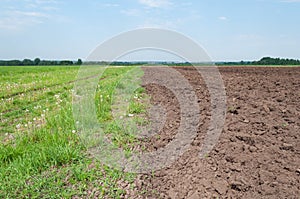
[34, 58, 41, 65]
[60, 60, 73, 65]
[22, 59, 34, 66]
[76, 59, 83, 65]
[256, 57, 300, 65]
[12, 60, 22, 66]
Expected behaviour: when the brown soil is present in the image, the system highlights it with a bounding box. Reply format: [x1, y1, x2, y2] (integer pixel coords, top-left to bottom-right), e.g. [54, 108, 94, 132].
[128, 66, 300, 199]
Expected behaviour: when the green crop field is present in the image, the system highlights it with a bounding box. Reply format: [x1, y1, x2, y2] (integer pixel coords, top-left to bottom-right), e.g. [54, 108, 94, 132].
[0, 65, 147, 198]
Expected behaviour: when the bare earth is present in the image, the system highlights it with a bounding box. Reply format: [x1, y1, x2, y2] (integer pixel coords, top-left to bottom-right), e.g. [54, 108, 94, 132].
[125, 66, 300, 199]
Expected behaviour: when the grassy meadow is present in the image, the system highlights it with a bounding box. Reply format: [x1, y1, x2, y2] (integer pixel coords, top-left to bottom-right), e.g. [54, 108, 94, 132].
[0, 65, 147, 198]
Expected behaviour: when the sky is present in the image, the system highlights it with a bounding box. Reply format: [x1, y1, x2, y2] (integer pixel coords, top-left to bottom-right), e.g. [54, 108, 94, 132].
[0, 0, 299, 62]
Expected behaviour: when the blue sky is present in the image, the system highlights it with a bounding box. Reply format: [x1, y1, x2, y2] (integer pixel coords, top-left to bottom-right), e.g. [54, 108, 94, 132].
[0, 0, 299, 61]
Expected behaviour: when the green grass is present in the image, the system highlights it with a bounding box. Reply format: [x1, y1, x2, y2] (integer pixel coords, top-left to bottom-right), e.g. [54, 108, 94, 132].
[0, 66, 79, 133]
[0, 65, 79, 98]
[0, 65, 148, 198]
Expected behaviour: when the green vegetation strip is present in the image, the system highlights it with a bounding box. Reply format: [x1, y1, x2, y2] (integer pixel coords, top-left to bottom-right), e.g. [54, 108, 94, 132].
[0, 65, 147, 198]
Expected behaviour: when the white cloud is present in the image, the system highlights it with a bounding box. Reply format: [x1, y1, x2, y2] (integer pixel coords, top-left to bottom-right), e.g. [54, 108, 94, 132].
[0, 0, 60, 31]
[34, 0, 59, 4]
[121, 9, 141, 17]
[138, 0, 172, 8]
[0, 10, 49, 30]
[41, 6, 59, 11]
[218, 16, 227, 21]
[12, 10, 49, 18]
[29, 0, 60, 9]
[103, 3, 120, 7]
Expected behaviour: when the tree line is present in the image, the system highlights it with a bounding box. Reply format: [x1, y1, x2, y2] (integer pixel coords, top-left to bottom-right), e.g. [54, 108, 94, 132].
[219, 57, 300, 65]
[0, 58, 82, 66]
[1, 57, 299, 66]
